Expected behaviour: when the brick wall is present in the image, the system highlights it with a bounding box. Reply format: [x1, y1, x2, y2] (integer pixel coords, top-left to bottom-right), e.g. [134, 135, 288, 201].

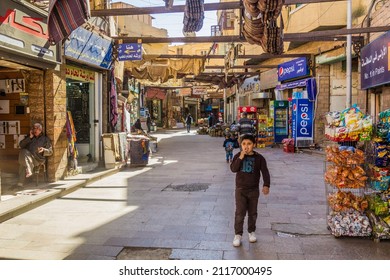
[44, 65, 68, 181]
[381, 87, 390, 111]
[27, 67, 68, 182]
[314, 64, 330, 145]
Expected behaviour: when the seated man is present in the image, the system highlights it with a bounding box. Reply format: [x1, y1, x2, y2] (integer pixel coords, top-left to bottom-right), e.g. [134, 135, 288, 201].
[16, 122, 53, 187]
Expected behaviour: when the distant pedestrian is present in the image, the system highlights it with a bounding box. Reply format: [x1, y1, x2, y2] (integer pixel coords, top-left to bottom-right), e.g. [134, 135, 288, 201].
[208, 113, 214, 127]
[223, 133, 238, 163]
[185, 113, 193, 133]
[237, 112, 254, 137]
[230, 134, 270, 247]
[146, 114, 152, 133]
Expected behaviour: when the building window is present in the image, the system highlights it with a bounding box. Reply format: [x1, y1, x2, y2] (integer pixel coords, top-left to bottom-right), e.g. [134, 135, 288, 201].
[221, 11, 235, 30]
[177, 48, 183, 55]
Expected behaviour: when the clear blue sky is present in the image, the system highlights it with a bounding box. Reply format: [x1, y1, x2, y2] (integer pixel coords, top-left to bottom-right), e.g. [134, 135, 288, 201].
[119, 0, 218, 37]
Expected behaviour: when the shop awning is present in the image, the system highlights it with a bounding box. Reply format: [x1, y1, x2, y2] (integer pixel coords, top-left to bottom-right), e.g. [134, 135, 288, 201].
[48, 0, 90, 45]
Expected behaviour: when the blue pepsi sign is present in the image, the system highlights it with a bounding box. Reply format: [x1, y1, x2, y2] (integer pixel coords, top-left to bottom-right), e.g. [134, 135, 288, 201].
[278, 57, 310, 82]
[118, 43, 142, 61]
[292, 99, 314, 141]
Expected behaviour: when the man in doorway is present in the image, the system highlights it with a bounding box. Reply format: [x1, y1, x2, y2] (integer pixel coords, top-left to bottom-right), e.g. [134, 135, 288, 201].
[15, 122, 53, 188]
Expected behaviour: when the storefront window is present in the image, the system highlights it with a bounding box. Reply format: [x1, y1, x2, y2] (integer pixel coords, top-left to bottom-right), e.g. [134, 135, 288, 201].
[66, 80, 90, 143]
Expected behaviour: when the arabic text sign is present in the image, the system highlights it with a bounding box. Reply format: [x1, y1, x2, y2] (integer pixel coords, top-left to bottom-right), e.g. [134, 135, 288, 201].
[64, 27, 113, 69]
[361, 31, 390, 89]
[278, 57, 309, 82]
[118, 43, 142, 61]
[0, 0, 59, 65]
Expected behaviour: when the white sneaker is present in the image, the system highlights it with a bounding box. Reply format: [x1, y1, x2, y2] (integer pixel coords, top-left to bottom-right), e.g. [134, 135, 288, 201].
[232, 235, 242, 247]
[249, 232, 257, 243]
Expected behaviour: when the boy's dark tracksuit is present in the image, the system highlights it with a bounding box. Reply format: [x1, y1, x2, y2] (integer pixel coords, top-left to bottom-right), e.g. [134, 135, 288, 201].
[223, 137, 238, 161]
[230, 151, 270, 235]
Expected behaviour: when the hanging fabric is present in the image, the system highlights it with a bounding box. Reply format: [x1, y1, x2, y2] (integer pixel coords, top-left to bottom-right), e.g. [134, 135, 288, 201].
[110, 68, 119, 131]
[242, 0, 284, 54]
[47, 0, 90, 45]
[182, 0, 205, 33]
[66, 111, 78, 171]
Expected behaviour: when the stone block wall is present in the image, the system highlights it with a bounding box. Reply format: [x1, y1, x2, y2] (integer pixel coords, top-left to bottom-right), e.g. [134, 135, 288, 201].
[381, 87, 390, 111]
[27, 66, 68, 182]
[314, 64, 330, 145]
[44, 65, 68, 182]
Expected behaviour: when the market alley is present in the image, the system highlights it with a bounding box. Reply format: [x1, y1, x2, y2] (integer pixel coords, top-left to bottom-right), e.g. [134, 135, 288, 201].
[1, 129, 390, 260]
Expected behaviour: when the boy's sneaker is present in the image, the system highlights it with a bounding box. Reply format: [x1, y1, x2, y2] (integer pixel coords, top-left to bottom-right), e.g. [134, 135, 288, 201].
[232, 235, 242, 247]
[226, 159, 229, 163]
[248, 232, 257, 243]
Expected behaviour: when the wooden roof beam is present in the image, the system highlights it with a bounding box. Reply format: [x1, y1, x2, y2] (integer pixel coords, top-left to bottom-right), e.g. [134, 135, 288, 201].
[205, 65, 278, 69]
[148, 53, 310, 59]
[112, 25, 388, 43]
[113, 35, 363, 44]
[91, 0, 346, 17]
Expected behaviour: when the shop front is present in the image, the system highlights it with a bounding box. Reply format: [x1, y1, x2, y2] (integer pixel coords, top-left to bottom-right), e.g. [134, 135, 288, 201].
[145, 87, 166, 127]
[361, 30, 390, 118]
[64, 26, 113, 164]
[0, 0, 60, 177]
[276, 57, 317, 146]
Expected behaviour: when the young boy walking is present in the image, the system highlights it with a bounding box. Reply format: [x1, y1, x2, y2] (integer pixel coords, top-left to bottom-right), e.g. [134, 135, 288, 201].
[223, 133, 238, 163]
[230, 134, 270, 247]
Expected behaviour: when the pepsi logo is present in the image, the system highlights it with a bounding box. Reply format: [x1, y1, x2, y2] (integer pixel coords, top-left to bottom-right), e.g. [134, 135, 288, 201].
[278, 67, 284, 76]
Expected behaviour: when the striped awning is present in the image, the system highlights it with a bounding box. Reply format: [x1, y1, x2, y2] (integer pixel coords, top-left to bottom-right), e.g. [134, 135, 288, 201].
[48, 0, 90, 45]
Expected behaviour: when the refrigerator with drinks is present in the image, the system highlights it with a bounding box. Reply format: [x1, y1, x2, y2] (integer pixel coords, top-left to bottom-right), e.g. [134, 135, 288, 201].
[273, 101, 289, 143]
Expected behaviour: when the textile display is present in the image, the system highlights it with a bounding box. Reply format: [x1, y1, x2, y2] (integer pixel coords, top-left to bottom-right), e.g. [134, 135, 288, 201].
[110, 68, 119, 130]
[183, 0, 205, 33]
[242, 0, 284, 54]
[48, 0, 90, 45]
[124, 58, 204, 83]
[66, 111, 78, 169]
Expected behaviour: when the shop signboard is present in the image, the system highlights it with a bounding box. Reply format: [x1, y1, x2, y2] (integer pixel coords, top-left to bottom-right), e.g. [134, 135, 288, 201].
[361, 30, 390, 89]
[65, 27, 113, 69]
[118, 43, 142, 61]
[65, 65, 95, 82]
[260, 69, 278, 90]
[278, 57, 310, 82]
[292, 99, 314, 146]
[240, 76, 260, 94]
[192, 86, 208, 95]
[0, 0, 59, 67]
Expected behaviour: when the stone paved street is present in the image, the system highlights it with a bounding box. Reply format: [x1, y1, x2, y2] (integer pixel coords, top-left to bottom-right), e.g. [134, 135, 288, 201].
[1, 129, 390, 260]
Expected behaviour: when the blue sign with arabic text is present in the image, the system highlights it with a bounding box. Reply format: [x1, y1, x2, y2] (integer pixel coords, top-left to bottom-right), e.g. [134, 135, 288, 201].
[118, 43, 142, 61]
[361, 30, 390, 89]
[278, 57, 310, 82]
[64, 27, 113, 69]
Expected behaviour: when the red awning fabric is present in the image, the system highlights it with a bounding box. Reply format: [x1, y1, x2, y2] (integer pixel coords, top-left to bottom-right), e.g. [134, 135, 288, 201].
[146, 88, 166, 100]
[48, 0, 90, 45]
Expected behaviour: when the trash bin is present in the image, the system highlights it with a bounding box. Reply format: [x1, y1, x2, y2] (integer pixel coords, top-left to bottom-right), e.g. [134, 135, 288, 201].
[128, 136, 149, 166]
[102, 133, 116, 168]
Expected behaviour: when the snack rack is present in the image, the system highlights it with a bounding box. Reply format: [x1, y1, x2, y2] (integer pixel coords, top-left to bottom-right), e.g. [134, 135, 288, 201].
[363, 114, 390, 242]
[324, 144, 372, 237]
